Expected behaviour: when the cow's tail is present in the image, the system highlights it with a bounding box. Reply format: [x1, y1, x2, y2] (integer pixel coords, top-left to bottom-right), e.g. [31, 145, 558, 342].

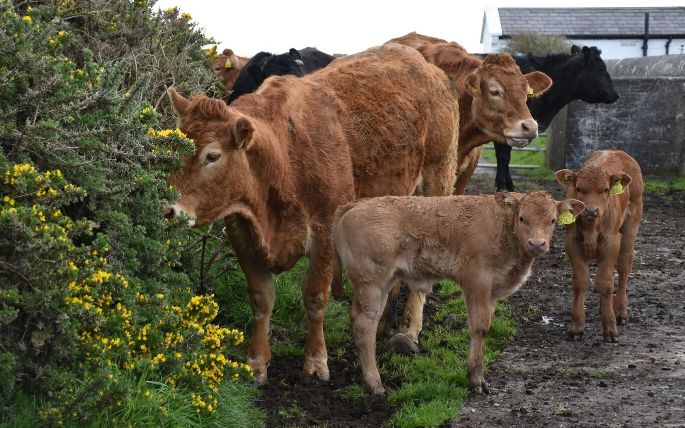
[330, 201, 358, 301]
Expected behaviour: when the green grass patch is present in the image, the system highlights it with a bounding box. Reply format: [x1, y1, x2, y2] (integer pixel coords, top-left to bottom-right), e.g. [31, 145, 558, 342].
[643, 176, 685, 194]
[589, 368, 611, 379]
[338, 384, 368, 405]
[479, 136, 556, 184]
[380, 282, 516, 428]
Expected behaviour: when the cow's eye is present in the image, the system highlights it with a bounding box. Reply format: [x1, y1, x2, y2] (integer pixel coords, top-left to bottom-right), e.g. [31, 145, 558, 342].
[519, 216, 524, 223]
[489, 88, 501, 97]
[551, 218, 556, 224]
[205, 152, 221, 164]
[575, 187, 582, 193]
[604, 188, 610, 193]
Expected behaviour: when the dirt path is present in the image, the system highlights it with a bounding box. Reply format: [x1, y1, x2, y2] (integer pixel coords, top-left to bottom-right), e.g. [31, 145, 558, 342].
[453, 171, 685, 428]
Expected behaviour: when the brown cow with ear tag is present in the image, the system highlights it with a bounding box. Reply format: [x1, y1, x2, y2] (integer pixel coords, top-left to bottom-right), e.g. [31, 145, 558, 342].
[555, 149, 643, 342]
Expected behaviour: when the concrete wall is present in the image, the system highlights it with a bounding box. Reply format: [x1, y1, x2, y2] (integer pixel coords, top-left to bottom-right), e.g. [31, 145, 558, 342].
[546, 55, 685, 175]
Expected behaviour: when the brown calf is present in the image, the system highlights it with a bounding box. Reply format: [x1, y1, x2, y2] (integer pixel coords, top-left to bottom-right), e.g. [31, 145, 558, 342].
[384, 32, 552, 347]
[334, 192, 584, 394]
[389, 32, 552, 195]
[555, 150, 643, 342]
[165, 43, 459, 385]
[213, 48, 250, 90]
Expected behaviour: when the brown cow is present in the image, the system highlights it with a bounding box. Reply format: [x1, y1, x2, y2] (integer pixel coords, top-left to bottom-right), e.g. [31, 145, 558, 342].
[389, 32, 552, 195]
[165, 43, 459, 385]
[384, 32, 552, 347]
[555, 150, 643, 342]
[213, 48, 250, 90]
[333, 192, 585, 394]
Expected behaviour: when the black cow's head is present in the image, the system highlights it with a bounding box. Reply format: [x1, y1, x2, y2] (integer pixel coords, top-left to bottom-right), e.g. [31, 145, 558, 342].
[570, 45, 619, 104]
[246, 48, 304, 83]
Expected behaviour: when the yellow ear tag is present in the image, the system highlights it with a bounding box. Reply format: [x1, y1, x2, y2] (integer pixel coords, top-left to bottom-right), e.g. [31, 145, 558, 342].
[224, 58, 233, 69]
[557, 210, 576, 225]
[527, 85, 534, 98]
[610, 182, 624, 195]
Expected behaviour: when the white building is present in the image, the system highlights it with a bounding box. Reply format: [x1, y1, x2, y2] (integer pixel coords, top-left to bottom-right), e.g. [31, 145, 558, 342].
[481, 6, 685, 60]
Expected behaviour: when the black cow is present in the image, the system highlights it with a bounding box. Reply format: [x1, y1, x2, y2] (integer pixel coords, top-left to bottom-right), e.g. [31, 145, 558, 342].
[226, 47, 335, 104]
[494, 46, 619, 192]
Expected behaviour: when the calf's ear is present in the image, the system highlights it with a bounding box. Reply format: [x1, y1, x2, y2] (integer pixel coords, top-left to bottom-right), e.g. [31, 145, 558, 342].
[557, 199, 585, 217]
[233, 116, 255, 150]
[571, 45, 581, 55]
[610, 173, 632, 188]
[524, 71, 552, 98]
[167, 87, 189, 118]
[555, 169, 576, 190]
[494, 192, 521, 210]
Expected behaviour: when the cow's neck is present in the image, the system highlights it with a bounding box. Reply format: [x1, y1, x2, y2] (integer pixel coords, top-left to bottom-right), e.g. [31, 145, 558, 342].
[526, 54, 582, 131]
[490, 213, 535, 297]
[222, 115, 306, 272]
[457, 92, 491, 162]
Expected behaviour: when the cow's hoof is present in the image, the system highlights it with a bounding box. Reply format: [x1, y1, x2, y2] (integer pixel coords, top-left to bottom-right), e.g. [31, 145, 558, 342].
[253, 373, 268, 387]
[303, 357, 330, 382]
[616, 313, 628, 325]
[368, 383, 386, 396]
[568, 330, 584, 341]
[387, 333, 420, 355]
[603, 333, 618, 343]
[469, 381, 490, 395]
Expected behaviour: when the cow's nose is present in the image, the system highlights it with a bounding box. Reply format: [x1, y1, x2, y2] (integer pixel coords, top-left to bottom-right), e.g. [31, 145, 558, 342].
[163, 206, 178, 220]
[584, 207, 600, 218]
[527, 239, 547, 256]
[520, 120, 538, 139]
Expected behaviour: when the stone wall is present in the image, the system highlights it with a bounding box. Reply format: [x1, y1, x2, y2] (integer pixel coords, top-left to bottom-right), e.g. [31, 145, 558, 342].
[546, 55, 685, 175]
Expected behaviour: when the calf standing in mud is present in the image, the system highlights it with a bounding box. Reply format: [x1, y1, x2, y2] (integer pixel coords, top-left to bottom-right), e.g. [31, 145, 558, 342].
[333, 192, 584, 394]
[555, 149, 643, 342]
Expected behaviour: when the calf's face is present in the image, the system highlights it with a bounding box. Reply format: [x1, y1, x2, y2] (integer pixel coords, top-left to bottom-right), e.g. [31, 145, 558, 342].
[467, 54, 552, 147]
[495, 192, 584, 256]
[555, 166, 632, 221]
[164, 88, 257, 226]
[214, 49, 244, 90]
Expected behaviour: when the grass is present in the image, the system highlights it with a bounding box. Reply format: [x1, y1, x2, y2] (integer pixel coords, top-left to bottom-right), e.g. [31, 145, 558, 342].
[381, 281, 515, 428]
[643, 176, 685, 194]
[214, 263, 517, 428]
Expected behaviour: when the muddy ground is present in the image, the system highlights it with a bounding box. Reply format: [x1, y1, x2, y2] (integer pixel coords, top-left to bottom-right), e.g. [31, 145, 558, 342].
[256, 170, 685, 427]
[454, 172, 685, 428]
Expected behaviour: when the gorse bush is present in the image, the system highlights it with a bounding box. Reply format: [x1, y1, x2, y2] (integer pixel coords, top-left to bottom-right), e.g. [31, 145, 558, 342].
[0, 1, 261, 426]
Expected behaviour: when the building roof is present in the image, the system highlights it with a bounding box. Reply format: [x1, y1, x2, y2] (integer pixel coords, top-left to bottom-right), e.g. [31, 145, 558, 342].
[496, 7, 685, 38]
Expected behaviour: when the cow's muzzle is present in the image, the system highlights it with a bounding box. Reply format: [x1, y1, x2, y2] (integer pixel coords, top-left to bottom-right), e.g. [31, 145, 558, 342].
[582, 206, 600, 220]
[526, 239, 548, 256]
[163, 204, 196, 226]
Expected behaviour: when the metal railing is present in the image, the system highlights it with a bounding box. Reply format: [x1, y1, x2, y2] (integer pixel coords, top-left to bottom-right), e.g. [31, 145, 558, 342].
[476, 140, 546, 169]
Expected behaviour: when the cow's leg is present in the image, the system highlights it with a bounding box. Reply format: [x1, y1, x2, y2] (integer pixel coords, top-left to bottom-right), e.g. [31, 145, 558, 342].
[231, 242, 275, 386]
[396, 290, 426, 343]
[302, 234, 334, 381]
[351, 280, 389, 395]
[614, 208, 641, 324]
[454, 149, 480, 195]
[567, 236, 590, 340]
[463, 279, 492, 394]
[597, 235, 621, 342]
[494, 143, 513, 192]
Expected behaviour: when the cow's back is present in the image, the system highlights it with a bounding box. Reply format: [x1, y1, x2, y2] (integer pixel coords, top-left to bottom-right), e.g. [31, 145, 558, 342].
[309, 43, 459, 197]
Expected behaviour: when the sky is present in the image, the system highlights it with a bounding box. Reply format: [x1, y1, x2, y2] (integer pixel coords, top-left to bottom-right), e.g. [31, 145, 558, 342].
[155, 0, 685, 56]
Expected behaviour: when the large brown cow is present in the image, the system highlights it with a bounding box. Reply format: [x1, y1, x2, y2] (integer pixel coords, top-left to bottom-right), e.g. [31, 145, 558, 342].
[385, 32, 552, 347]
[333, 192, 584, 394]
[555, 150, 643, 342]
[165, 43, 459, 385]
[213, 48, 250, 90]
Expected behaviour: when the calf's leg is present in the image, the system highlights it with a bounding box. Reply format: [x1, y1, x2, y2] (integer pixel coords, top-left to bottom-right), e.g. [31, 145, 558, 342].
[597, 236, 621, 342]
[302, 235, 334, 381]
[567, 237, 590, 340]
[614, 210, 641, 324]
[351, 281, 389, 395]
[463, 280, 492, 394]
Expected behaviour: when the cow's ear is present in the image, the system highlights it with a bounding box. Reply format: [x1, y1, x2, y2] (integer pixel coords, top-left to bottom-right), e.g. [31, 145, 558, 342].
[571, 45, 581, 55]
[167, 87, 189, 118]
[555, 169, 576, 190]
[221, 49, 234, 56]
[289, 48, 304, 67]
[524, 71, 552, 98]
[494, 192, 521, 211]
[465, 72, 480, 96]
[246, 63, 264, 83]
[233, 116, 255, 150]
[556, 198, 585, 217]
[610, 172, 632, 188]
